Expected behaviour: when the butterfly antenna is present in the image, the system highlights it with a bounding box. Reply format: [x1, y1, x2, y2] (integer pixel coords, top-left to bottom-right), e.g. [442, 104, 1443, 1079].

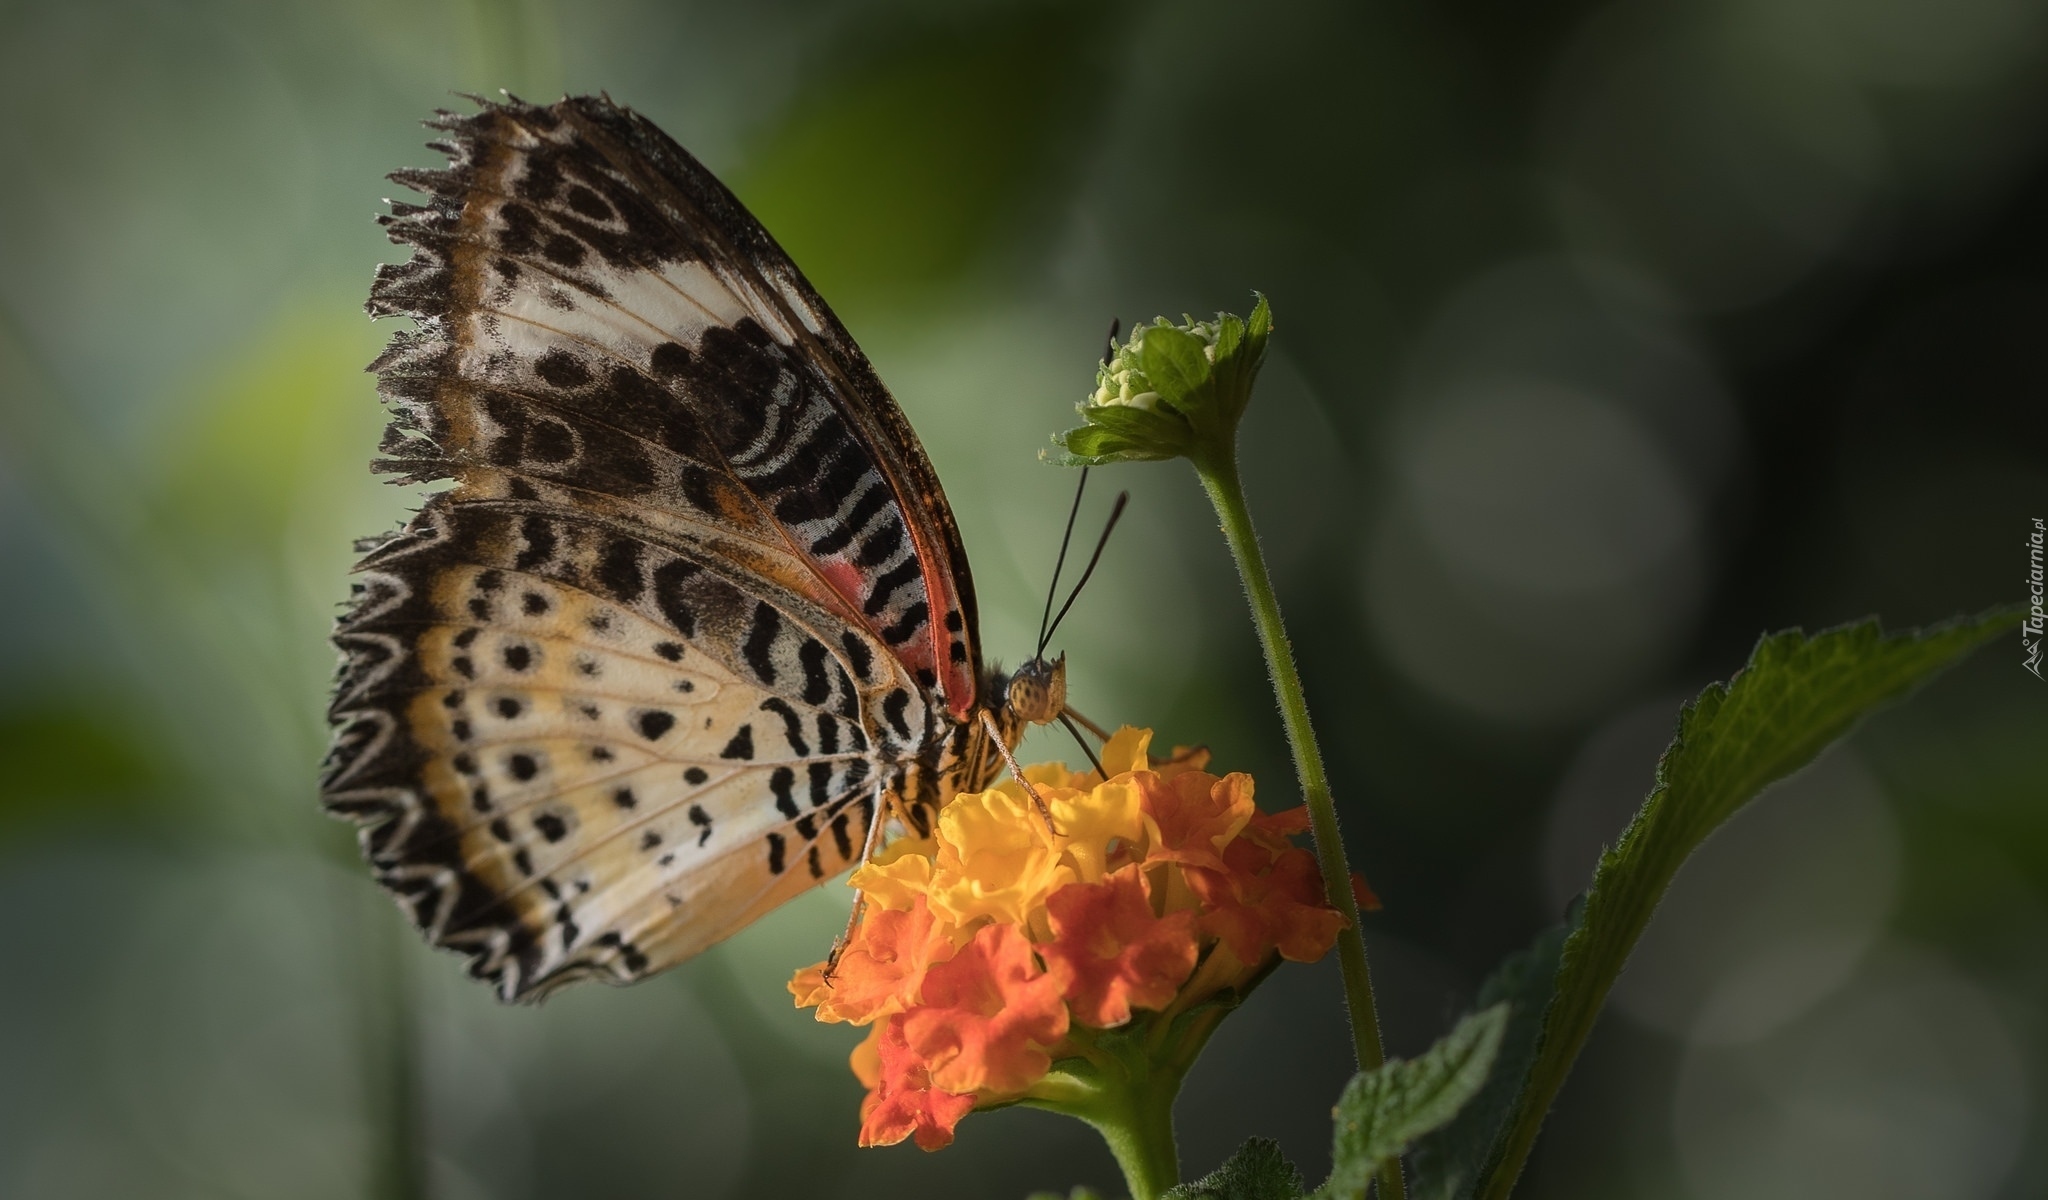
[1037, 468, 1090, 655]
[1041, 491, 1128, 651]
[1062, 704, 1112, 742]
[1059, 712, 1107, 778]
[1027, 317, 1125, 654]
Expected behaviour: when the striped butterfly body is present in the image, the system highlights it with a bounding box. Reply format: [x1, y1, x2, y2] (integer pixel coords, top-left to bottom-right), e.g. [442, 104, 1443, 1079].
[322, 94, 1056, 1002]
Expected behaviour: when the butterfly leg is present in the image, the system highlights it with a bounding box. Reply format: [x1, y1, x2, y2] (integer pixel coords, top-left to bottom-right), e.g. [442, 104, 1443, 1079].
[825, 774, 895, 976]
[978, 708, 1063, 838]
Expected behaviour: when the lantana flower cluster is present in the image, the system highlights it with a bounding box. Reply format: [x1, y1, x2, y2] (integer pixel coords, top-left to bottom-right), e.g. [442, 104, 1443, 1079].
[789, 727, 1370, 1151]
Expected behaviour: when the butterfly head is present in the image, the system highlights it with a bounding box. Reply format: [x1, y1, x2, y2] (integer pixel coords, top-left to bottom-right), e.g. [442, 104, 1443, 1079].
[1001, 653, 1068, 727]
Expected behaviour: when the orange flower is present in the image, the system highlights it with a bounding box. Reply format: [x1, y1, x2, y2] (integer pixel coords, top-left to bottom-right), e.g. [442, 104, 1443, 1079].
[899, 922, 1070, 1094]
[788, 896, 956, 1026]
[857, 1019, 977, 1151]
[1139, 769, 1257, 874]
[789, 726, 1357, 1154]
[1189, 837, 1346, 964]
[1040, 864, 1199, 1028]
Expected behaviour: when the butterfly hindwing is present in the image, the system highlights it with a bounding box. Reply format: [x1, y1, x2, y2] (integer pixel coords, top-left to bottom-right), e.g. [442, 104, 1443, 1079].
[326, 498, 925, 998]
[326, 95, 991, 1001]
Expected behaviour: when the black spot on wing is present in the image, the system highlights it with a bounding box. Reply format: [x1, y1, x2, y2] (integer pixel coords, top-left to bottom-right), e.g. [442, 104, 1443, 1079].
[543, 232, 586, 268]
[798, 640, 831, 706]
[881, 601, 930, 647]
[881, 690, 912, 741]
[536, 348, 590, 388]
[514, 514, 555, 570]
[652, 559, 700, 637]
[853, 518, 905, 569]
[839, 631, 873, 681]
[649, 340, 691, 378]
[565, 184, 612, 221]
[770, 767, 798, 819]
[719, 725, 754, 760]
[863, 557, 921, 619]
[809, 481, 892, 557]
[742, 602, 779, 685]
[759, 698, 808, 756]
[597, 538, 644, 602]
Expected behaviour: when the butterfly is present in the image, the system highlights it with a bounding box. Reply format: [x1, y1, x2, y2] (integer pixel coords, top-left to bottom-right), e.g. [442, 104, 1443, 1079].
[321, 93, 1078, 1002]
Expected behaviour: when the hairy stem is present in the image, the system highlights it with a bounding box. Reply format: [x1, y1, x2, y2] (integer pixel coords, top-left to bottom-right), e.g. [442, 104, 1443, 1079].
[1191, 448, 1404, 1200]
[1030, 1033, 1186, 1200]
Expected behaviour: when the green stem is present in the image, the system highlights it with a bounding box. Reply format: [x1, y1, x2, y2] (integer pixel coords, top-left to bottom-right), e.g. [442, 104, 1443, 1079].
[1089, 1086, 1180, 1200]
[1191, 448, 1405, 1200]
[1029, 1035, 1185, 1200]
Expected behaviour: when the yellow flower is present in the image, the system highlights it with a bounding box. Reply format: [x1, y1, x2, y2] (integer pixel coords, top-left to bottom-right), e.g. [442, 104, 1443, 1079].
[850, 835, 938, 912]
[928, 786, 1073, 929]
[1099, 725, 1154, 777]
[1049, 778, 1143, 883]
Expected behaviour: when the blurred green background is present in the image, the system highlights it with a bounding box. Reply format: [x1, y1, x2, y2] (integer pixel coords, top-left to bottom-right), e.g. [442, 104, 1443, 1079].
[1, 0, 2043, 1196]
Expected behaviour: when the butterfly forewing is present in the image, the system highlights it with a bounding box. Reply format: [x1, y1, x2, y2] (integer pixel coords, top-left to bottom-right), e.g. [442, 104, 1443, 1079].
[368, 97, 978, 703]
[325, 95, 990, 1001]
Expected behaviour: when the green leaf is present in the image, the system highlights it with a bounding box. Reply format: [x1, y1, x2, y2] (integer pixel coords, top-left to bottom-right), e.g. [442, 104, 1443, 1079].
[1164, 1138, 1305, 1200]
[1406, 925, 1569, 1200]
[1448, 611, 2017, 1199]
[1048, 426, 1179, 466]
[1210, 293, 1271, 427]
[1072, 402, 1197, 443]
[1135, 321, 1215, 412]
[1319, 1005, 1508, 1198]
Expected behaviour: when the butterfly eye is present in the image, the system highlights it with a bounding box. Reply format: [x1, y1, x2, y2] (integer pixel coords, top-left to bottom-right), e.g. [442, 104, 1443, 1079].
[1004, 657, 1067, 727]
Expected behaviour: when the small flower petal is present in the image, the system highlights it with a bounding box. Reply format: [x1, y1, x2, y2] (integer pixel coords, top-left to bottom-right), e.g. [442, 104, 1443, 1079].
[1050, 778, 1144, 883]
[1139, 770, 1256, 873]
[849, 836, 938, 912]
[1041, 864, 1200, 1028]
[899, 923, 1070, 1095]
[929, 786, 1073, 928]
[857, 1018, 977, 1151]
[1189, 839, 1345, 965]
[791, 895, 957, 1026]
[1099, 725, 1153, 777]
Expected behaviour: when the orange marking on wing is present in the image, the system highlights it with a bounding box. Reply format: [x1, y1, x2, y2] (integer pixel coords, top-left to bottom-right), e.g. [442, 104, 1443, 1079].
[903, 521, 973, 720]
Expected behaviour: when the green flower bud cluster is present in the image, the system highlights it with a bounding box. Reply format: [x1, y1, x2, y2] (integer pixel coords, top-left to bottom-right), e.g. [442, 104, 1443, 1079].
[1052, 294, 1270, 468]
[1088, 317, 1222, 412]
